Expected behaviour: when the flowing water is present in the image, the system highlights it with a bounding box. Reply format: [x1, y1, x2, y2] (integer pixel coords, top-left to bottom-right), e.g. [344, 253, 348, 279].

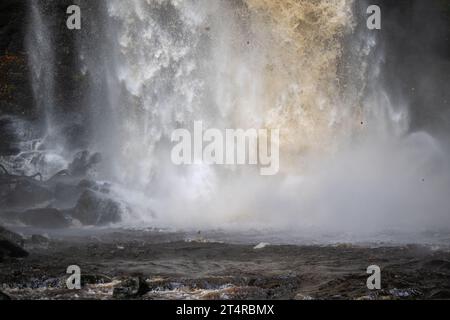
[27, 0, 56, 135]
[12, 0, 450, 237]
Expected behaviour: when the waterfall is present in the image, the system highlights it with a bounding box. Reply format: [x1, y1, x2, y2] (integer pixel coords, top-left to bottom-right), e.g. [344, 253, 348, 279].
[77, 0, 376, 227]
[26, 0, 56, 137]
[19, 0, 450, 232]
[98, 0, 363, 171]
[1, 0, 68, 178]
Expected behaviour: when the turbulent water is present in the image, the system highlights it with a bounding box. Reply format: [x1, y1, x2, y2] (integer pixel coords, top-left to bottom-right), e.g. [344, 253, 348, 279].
[12, 0, 450, 235]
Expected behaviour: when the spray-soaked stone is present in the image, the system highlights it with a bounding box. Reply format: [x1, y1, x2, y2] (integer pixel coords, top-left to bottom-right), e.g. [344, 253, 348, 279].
[113, 277, 149, 299]
[0, 178, 53, 210]
[68, 151, 102, 177]
[17, 208, 72, 229]
[70, 190, 122, 226]
[0, 290, 11, 300]
[0, 225, 28, 261]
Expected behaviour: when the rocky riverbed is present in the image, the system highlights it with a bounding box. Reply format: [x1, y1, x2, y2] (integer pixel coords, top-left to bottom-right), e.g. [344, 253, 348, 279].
[1, 226, 450, 300]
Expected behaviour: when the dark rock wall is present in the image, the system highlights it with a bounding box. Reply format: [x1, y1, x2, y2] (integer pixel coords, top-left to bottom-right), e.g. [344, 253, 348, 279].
[0, 0, 33, 116]
[377, 0, 450, 143]
[0, 0, 92, 154]
[0, 0, 27, 53]
[0, 0, 32, 155]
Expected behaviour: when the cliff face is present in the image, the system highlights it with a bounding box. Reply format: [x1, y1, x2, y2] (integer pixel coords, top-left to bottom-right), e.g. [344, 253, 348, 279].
[0, 0, 86, 154]
[378, 0, 450, 141]
[0, 0, 33, 116]
[0, 0, 33, 155]
[0, 0, 27, 53]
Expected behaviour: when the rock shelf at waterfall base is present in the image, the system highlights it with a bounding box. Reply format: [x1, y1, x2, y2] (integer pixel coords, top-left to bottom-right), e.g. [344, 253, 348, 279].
[0, 227, 450, 300]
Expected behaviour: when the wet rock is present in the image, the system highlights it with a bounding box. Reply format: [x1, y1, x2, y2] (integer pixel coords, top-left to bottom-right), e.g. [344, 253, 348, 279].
[68, 151, 102, 177]
[70, 190, 122, 226]
[52, 178, 111, 208]
[113, 277, 149, 299]
[0, 290, 11, 300]
[78, 179, 111, 194]
[202, 286, 267, 300]
[30, 234, 49, 242]
[77, 179, 97, 190]
[0, 118, 20, 156]
[429, 289, 450, 299]
[18, 208, 72, 229]
[295, 293, 314, 300]
[0, 224, 24, 246]
[53, 182, 81, 205]
[423, 259, 450, 272]
[45, 169, 72, 185]
[388, 288, 422, 299]
[246, 275, 301, 298]
[25, 233, 51, 250]
[29, 234, 50, 245]
[81, 274, 112, 286]
[0, 225, 28, 260]
[0, 178, 53, 210]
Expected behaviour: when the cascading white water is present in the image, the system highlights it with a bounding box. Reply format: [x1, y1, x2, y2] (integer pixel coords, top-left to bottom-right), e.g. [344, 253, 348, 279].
[23, 0, 450, 234]
[27, 0, 56, 136]
[3, 0, 69, 178]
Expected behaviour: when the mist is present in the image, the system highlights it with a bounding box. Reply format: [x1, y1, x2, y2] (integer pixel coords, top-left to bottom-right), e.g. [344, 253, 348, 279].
[92, 0, 450, 236]
[2, 0, 450, 240]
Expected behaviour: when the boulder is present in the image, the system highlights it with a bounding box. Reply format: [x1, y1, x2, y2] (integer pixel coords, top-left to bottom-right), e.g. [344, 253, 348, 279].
[68, 151, 102, 177]
[78, 179, 111, 194]
[53, 182, 82, 207]
[29, 234, 50, 244]
[0, 225, 28, 260]
[18, 208, 72, 229]
[0, 178, 53, 210]
[52, 178, 113, 208]
[113, 277, 149, 299]
[0, 224, 24, 246]
[0, 290, 11, 300]
[0, 239, 28, 261]
[70, 190, 122, 226]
